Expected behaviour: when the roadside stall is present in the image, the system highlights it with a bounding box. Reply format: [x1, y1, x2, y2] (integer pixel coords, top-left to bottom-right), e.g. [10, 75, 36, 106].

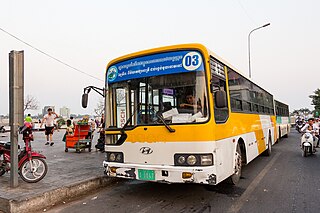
[65, 119, 92, 153]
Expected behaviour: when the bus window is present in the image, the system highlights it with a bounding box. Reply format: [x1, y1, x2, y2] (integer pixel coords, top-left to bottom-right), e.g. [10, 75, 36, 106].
[211, 77, 229, 123]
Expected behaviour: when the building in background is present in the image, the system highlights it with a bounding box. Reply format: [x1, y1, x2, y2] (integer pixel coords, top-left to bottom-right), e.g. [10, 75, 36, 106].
[60, 106, 70, 119]
[42, 106, 55, 116]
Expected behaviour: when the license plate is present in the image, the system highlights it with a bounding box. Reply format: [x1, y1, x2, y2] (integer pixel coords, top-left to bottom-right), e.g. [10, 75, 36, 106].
[138, 169, 155, 181]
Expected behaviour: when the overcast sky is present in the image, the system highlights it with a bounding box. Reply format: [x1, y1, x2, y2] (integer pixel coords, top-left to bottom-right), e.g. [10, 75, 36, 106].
[1, 0, 319, 116]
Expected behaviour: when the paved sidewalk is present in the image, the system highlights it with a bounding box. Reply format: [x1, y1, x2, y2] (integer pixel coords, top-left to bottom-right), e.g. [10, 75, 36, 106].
[0, 130, 114, 213]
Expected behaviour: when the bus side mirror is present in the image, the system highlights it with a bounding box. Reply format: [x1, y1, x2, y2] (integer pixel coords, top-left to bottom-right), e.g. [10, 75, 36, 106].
[82, 93, 88, 108]
[215, 90, 227, 108]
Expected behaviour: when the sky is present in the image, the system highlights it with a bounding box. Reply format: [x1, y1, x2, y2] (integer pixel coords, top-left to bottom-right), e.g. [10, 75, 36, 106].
[1, 0, 320, 116]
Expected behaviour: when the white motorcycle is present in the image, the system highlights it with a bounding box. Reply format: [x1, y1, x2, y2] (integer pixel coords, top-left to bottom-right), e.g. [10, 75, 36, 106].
[301, 132, 315, 157]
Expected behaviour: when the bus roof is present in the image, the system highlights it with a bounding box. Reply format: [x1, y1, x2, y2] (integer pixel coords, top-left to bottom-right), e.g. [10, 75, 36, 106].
[105, 43, 272, 97]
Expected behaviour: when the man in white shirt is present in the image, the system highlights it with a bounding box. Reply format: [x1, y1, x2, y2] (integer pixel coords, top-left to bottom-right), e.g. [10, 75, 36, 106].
[40, 108, 59, 146]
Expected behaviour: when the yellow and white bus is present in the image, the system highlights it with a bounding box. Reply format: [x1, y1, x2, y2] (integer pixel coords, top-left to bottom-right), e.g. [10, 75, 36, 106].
[275, 100, 290, 140]
[99, 43, 278, 185]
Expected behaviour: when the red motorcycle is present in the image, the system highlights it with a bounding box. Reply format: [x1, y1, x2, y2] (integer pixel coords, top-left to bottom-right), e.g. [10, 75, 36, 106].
[0, 122, 48, 183]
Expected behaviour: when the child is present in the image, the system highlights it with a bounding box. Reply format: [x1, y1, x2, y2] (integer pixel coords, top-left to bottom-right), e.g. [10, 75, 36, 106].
[62, 119, 74, 142]
[306, 125, 314, 134]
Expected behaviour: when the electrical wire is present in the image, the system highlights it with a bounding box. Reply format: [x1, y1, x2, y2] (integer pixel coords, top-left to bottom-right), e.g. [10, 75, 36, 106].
[0, 27, 103, 82]
[235, 0, 257, 25]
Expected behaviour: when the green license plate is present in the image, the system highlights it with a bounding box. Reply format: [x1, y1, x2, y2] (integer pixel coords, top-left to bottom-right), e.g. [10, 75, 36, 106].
[138, 169, 155, 181]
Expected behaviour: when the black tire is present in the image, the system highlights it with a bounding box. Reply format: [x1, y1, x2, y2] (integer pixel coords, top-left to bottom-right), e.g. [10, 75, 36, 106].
[0, 158, 5, 176]
[309, 146, 314, 155]
[227, 143, 242, 185]
[297, 127, 301, 133]
[0, 167, 6, 176]
[302, 146, 307, 157]
[19, 157, 48, 183]
[278, 128, 281, 141]
[263, 135, 272, 156]
[283, 127, 289, 138]
[65, 148, 68, 152]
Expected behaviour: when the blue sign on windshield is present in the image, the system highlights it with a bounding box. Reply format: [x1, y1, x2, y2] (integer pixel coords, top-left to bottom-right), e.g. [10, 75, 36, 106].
[107, 50, 204, 83]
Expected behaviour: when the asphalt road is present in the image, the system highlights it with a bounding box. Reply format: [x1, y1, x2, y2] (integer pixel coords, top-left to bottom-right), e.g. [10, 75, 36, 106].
[45, 129, 320, 213]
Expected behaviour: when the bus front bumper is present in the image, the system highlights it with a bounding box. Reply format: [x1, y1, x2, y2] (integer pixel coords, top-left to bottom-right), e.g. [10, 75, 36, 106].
[103, 161, 217, 185]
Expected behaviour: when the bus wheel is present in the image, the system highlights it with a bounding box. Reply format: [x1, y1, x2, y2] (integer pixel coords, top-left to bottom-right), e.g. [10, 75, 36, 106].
[263, 134, 272, 156]
[283, 127, 289, 138]
[227, 143, 242, 185]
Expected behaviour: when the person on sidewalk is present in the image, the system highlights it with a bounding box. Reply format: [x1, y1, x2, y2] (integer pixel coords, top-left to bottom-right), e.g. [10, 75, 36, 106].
[40, 108, 59, 146]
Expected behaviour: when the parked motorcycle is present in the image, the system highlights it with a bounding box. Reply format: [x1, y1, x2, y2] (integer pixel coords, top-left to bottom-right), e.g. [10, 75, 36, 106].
[0, 122, 48, 183]
[301, 132, 315, 157]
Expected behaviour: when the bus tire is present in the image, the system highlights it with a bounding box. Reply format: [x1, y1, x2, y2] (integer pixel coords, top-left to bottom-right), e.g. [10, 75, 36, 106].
[227, 143, 242, 185]
[283, 127, 289, 138]
[263, 134, 272, 156]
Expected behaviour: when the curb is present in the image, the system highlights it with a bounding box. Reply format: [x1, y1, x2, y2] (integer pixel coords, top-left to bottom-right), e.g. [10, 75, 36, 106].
[1, 176, 118, 213]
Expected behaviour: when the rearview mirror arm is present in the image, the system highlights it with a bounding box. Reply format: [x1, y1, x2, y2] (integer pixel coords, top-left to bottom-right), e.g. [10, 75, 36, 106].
[83, 86, 105, 97]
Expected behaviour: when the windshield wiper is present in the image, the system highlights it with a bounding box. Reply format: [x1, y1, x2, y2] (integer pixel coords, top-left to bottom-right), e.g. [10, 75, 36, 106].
[148, 105, 175, 133]
[122, 103, 175, 133]
[155, 112, 175, 133]
[120, 103, 140, 133]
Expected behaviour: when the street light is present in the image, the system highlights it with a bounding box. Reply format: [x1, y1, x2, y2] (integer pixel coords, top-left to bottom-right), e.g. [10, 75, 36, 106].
[248, 23, 270, 78]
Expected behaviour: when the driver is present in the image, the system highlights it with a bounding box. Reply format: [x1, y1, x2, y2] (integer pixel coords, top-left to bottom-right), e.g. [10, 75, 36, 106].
[179, 94, 201, 111]
[301, 118, 319, 150]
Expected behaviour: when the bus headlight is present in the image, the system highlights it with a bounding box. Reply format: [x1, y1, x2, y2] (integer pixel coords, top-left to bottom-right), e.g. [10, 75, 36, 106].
[177, 156, 186, 164]
[109, 153, 116, 161]
[116, 153, 122, 162]
[174, 154, 213, 166]
[106, 152, 124, 163]
[187, 155, 197, 165]
[200, 155, 213, 166]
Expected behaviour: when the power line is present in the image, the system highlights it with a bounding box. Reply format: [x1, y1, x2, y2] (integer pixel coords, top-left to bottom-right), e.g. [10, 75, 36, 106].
[235, 0, 257, 25]
[0, 27, 103, 82]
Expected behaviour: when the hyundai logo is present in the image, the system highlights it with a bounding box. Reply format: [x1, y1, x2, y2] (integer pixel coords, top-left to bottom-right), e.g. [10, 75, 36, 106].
[140, 147, 153, 155]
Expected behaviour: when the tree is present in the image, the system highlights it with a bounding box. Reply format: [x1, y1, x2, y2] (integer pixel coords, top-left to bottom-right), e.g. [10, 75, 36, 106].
[94, 98, 104, 116]
[93, 90, 125, 116]
[309, 88, 320, 116]
[290, 108, 312, 117]
[24, 95, 39, 111]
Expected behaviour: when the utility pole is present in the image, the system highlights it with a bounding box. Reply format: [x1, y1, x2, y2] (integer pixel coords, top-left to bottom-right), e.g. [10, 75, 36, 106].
[9, 50, 24, 188]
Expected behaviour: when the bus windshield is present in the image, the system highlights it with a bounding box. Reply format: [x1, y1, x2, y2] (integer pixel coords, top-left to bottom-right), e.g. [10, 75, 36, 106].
[107, 51, 209, 128]
[109, 71, 208, 128]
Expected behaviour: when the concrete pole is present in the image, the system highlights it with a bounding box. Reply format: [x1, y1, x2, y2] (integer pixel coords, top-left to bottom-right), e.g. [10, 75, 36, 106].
[9, 50, 24, 188]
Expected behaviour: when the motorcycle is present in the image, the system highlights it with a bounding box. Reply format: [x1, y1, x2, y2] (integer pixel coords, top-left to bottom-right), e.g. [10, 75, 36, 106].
[301, 132, 315, 157]
[296, 120, 305, 133]
[0, 122, 48, 183]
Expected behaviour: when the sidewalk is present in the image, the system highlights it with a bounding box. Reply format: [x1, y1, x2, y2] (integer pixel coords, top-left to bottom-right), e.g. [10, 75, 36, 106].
[0, 130, 115, 213]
